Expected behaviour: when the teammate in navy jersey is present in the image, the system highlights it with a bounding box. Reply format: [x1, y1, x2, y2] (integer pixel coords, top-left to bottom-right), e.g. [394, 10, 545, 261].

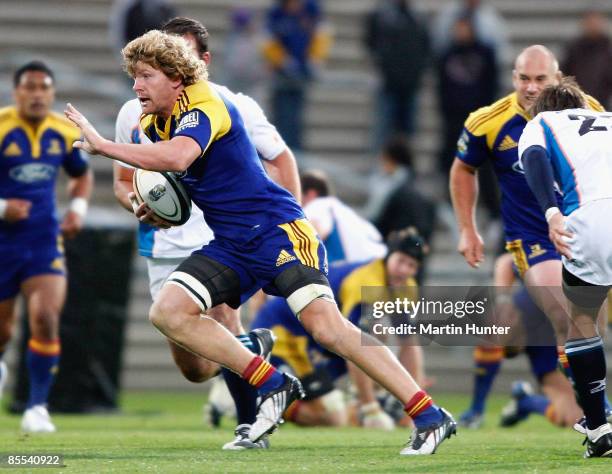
[65, 30, 455, 455]
[0, 61, 93, 432]
[449, 45, 610, 429]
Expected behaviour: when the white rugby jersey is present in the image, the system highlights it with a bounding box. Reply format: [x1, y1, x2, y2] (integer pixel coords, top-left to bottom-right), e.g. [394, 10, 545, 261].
[115, 83, 287, 258]
[303, 196, 387, 264]
[518, 108, 612, 216]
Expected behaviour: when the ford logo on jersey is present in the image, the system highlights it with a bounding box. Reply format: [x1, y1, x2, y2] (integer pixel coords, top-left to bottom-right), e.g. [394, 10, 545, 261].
[9, 163, 55, 183]
[148, 184, 166, 202]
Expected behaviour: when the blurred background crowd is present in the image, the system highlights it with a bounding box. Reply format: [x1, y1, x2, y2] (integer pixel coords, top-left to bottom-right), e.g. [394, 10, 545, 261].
[0, 0, 610, 399]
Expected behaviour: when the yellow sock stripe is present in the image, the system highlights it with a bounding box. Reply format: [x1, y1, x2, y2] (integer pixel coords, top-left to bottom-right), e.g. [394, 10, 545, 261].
[248, 362, 268, 385]
[28, 339, 61, 356]
[250, 361, 273, 386]
[407, 396, 432, 416]
[545, 404, 556, 423]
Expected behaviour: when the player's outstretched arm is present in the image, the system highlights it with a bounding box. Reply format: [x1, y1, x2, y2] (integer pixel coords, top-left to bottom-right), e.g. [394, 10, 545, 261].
[65, 104, 200, 172]
[450, 159, 484, 268]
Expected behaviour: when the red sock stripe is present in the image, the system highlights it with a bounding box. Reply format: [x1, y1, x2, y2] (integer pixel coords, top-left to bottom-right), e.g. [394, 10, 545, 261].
[242, 356, 276, 388]
[404, 390, 433, 418]
[28, 338, 61, 356]
[557, 349, 570, 369]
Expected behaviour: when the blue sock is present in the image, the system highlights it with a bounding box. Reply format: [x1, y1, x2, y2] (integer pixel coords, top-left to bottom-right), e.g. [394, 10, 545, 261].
[565, 337, 608, 430]
[518, 394, 550, 416]
[26, 340, 60, 408]
[413, 405, 443, 429]
[222, 334, 259, 425]
[471, 361, 501, 413]
[257, 370, 284, 395]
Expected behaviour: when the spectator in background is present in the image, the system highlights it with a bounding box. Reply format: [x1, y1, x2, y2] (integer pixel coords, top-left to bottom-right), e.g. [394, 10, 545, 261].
[262, 0, 331, 152]
[223, 8, 267, 104]
[364, 136, 436, 282]
[562, 10, 612, 109]
[436, 16, 499, 221]
[432, 0, 509, 66]
[364, 0, 430, 149]
[109, 0, 178, 58]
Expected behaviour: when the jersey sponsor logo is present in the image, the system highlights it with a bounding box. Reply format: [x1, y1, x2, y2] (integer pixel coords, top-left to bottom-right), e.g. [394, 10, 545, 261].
[176, 111, 200, 133]
[4, 142, 22, 157]
[9, 163, 55, 183]
[46, 139, 62, 155]
[497, 135, 518, 151]
[148, 184, 166, 202]
[527, 243, 547, 260]
[276, 249, 297, 267]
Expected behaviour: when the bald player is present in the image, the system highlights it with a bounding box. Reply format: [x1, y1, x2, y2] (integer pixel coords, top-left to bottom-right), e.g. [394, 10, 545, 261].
[450, 45, 608, 427]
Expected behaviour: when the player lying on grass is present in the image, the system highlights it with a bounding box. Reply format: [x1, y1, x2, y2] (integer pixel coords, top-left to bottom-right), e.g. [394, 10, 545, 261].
[64, 30, 456, 455]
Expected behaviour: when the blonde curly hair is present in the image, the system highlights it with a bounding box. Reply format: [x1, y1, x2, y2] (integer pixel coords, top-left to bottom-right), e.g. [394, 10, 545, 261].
[122, 30, 207, 85]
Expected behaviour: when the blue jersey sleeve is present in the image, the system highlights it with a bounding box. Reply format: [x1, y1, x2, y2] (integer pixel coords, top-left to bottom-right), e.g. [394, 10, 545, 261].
[62, 147, 89, 177]
[173, 109, 213, 156]
[456, 128, 488, 168]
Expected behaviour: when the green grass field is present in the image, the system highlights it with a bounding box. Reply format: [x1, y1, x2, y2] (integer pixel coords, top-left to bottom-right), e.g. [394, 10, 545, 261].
[0, 392, 609, 473]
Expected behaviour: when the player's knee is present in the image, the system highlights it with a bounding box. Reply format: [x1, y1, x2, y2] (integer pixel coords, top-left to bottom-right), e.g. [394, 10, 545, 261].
[303, 309, 346, 350]
[149, 299, 184, 333]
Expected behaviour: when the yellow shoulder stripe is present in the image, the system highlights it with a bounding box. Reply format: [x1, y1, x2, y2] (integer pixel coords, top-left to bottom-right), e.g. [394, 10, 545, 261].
[49, 112, 81, 152]
[0, 107, 18, 144]
[586, 95, 605, 112]
[467, 102, 512, 136]
[465, 96, 512, 133]
[184, 83, 232, 154]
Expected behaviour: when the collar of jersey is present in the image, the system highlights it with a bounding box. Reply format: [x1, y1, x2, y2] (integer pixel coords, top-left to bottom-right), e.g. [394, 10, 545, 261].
[8, 106, 52, 158]
[510, 93, 531, 121]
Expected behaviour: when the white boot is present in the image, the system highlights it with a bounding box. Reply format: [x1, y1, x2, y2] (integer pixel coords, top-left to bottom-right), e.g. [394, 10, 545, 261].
[21, 405, 56, 433]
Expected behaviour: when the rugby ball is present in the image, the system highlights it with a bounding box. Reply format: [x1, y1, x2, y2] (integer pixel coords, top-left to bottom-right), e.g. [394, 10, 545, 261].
[132, 169, 192, 225]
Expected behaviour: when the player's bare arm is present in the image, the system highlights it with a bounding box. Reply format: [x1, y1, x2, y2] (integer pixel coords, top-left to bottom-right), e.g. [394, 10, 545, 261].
[61, 169, 93, 239]
[112, 163, 135, 212]
[450, 159, 484, 268]
[64, 103, 200, 172]
[263, 148, 302, 203]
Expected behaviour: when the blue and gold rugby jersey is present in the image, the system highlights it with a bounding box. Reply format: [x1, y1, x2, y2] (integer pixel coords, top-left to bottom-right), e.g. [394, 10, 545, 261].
[141, 81, 303, 245]
[0, 106, 88, 243]
[456, 92, 603, 241]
